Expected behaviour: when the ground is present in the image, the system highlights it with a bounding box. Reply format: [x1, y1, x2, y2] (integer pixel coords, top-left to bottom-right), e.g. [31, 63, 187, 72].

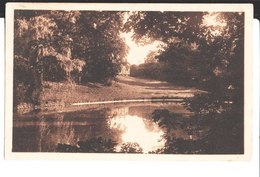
[40, 76, 201, 109]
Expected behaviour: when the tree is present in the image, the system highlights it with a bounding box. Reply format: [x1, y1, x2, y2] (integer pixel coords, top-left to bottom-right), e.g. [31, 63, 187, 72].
[77, 11, 128, 85]
[144, 51, 160, 63]
[125, 11, 245, 154]
[13, 10, 129, 108]
[14, 12, 59, 106]
[124, 12, 243, 91]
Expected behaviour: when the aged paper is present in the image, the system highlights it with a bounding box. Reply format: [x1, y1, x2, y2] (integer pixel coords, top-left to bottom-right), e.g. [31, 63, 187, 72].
[5, 3, 253, 160]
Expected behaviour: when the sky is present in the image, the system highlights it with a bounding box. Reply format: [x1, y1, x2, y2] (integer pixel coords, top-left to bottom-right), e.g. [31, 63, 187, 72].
[120, 31, 162, 65]
[120, 12, 227, 66]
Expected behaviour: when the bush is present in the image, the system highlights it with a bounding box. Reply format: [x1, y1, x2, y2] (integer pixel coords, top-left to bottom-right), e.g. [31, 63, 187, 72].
[130, 62, 163, 80]
[41, 56, 66, 82]
[13, 55, 42, 107]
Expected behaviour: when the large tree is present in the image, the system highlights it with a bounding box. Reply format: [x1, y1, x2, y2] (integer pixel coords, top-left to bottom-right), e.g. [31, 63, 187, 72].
[124, 11, 245, 153]
[76, 11, 128, 84]
[13, 10, 128, 108]
[124, 12, 243, 91]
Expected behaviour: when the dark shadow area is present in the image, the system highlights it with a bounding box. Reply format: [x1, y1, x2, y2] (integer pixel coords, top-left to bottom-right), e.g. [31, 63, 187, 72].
[56, 137, 144, 153]
[57, 137, 117, 153]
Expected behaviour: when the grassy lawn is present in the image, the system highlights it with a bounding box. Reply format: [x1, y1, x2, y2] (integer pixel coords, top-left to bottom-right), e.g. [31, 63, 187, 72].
[40, 76, 201, 107]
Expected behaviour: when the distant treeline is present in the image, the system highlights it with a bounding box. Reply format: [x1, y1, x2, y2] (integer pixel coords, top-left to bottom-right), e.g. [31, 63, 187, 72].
[130, 62, 197, 87]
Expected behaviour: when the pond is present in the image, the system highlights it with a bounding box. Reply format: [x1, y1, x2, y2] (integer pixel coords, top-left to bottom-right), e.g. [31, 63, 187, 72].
[13, 102, 204, 154]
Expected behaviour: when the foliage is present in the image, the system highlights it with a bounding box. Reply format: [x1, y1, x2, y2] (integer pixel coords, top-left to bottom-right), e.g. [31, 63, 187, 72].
[124, 12, 204, 44]
[120, 142, 143, 153]
[183, 92, 244, 154]
[156, 138, 206, 154]
[14, 10, 128, 85]
[14, 10, 244, 153]
[130, 62, 165, 80]
[150, 108, 206, 154]
[151, 109, 183, 129]
[56, 137, 117, 153]
[14, 10, 128, 108]
[41, 56, 66, 82]
[144, 50, 160, 63]
[125, 12, 244, 154]
[150, 107, 243, 154]
[56, 138, 144, 154]
[125, 12, 244, 90]
[77, 11, 128, 85]
[13, 55, 42, 106]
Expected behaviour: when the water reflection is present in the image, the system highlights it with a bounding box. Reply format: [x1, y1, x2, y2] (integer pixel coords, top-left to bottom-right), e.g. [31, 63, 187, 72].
[108, 114, 165, 153]
[13, 102, 195, 153]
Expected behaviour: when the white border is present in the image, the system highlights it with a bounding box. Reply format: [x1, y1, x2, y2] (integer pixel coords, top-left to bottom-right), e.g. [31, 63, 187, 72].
[4, 3, 253, 12]
[4, 3, 254, 161]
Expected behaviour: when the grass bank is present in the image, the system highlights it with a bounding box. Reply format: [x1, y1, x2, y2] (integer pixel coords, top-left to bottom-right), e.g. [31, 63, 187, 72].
[15, 76, 202, 114]
[40, 76, 200, 105]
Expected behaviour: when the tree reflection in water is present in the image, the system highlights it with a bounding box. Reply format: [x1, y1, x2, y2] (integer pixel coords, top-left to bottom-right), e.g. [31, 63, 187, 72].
[120, 142, 143, 153]
[55, 91, 243, 154]
[149, 92, 244, 154]
[149, 109, 207, 154]
[57, 137, 143, 153]
[185, 92, 244, 154]
[57, 137, 117, 153]
[55, 108, 202, 154]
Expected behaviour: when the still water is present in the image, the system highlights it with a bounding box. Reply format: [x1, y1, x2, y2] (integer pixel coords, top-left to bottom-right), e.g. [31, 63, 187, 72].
[13, 102, 195, 153]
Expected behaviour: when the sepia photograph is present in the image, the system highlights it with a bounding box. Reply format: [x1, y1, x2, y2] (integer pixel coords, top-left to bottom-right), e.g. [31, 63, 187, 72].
[5, 3, 253, 160]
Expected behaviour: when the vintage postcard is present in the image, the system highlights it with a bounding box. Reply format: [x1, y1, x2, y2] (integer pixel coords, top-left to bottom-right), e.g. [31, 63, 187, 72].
[5, 3, 253, 160]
